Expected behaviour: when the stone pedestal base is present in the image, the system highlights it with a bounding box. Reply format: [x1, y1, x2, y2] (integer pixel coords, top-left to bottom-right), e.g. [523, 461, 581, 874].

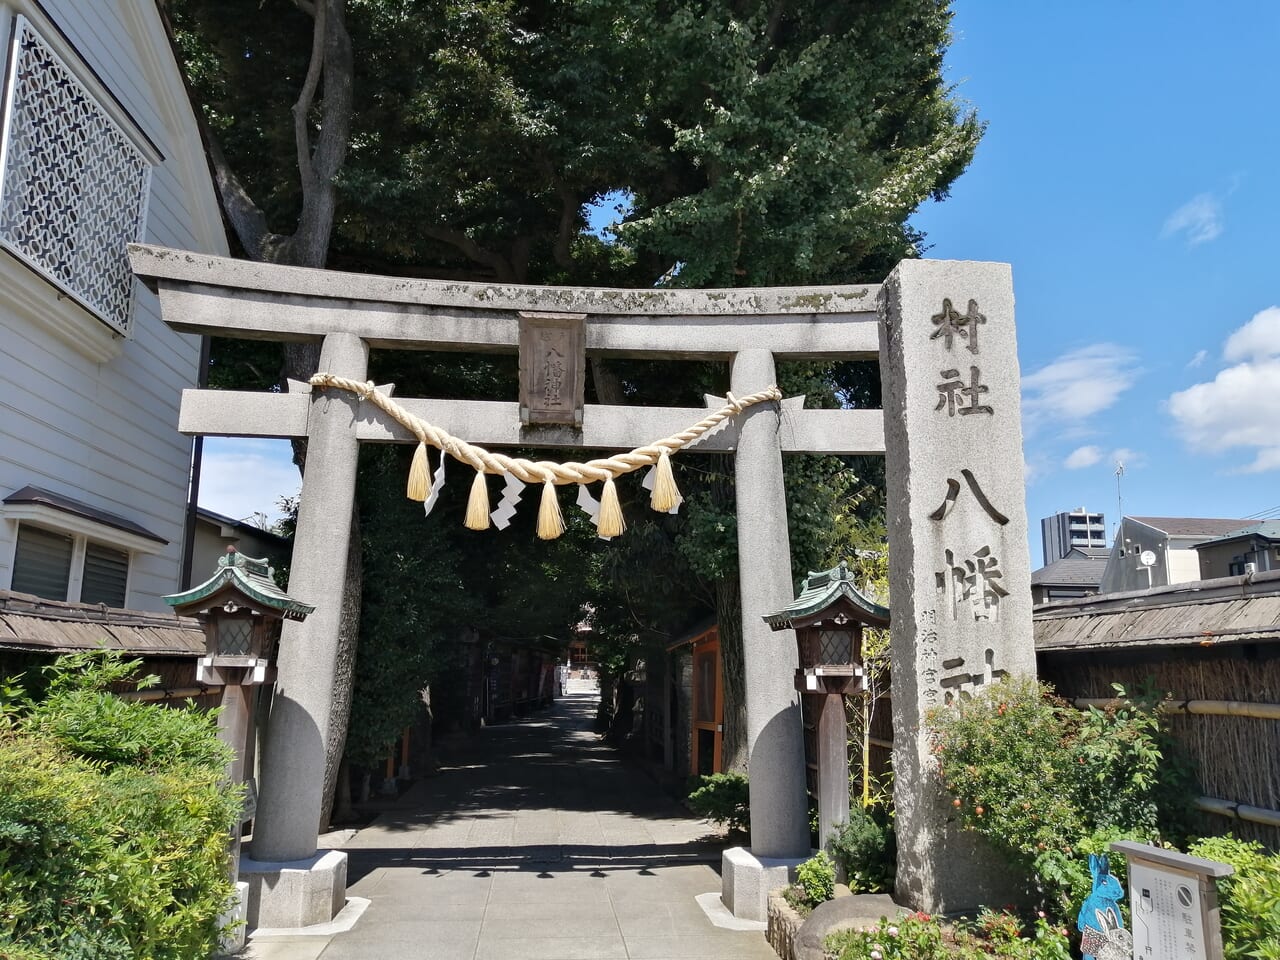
[721, 846, 807, 922]
[241, 850, 348, 929]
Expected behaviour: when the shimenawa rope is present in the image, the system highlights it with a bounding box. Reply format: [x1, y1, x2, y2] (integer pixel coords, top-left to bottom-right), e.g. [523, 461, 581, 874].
[309, 372, 781, 538]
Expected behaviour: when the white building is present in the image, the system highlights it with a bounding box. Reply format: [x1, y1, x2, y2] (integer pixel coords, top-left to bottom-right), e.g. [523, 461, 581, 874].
[1098, 516, 1248, 594]
[0, 0, 226, 613]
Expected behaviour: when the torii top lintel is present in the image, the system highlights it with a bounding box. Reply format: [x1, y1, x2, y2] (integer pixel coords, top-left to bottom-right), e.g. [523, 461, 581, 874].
[128, 244, 881, 360]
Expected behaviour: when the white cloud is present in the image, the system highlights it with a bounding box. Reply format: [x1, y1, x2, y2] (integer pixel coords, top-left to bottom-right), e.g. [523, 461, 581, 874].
[1169, 359, 1280, 454]
[1239, 448, 1280, 474]
[1161, 193, 1223, 246]
[1223, 306, 1280, 363]
[1169, 310, 1280, 472]
[1022, 343, 1139, 432]
[1187, 349, 1208, 369]
[1064, 445, 1102, 469]
[199, 438, 300, 524]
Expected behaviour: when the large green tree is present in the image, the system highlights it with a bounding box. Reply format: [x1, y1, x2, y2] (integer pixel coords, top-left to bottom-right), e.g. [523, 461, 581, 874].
[168, 0, 980, 808]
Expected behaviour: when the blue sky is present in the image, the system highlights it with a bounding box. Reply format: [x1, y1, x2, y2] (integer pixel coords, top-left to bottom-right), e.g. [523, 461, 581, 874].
[202, 1, 1280, 566]
[909, 0, 1280, 562]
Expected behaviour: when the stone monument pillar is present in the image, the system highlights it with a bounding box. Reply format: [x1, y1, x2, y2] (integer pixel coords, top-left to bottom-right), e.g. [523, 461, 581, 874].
[245, 331, 367, 927]
[721, 347, 811, 921]
[878, 260, 1035, 913]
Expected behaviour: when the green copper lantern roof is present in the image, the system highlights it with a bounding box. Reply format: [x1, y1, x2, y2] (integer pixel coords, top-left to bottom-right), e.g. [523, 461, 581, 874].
[763, 560, 889, 631]
[164, 548, 314, 620]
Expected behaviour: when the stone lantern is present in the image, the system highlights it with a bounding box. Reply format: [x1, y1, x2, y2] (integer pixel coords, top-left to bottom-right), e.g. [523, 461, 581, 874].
[164, 547, 313, 876]
[764, 561, 889, 854]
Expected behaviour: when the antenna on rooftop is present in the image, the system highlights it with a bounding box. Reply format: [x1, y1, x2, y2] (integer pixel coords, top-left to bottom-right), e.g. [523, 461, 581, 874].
[1114, 459, 1125, 528]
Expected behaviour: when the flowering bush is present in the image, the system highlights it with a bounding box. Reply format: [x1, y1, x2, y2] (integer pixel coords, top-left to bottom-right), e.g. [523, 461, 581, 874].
[827, 914, 948, 960]
[928, 675, 1193, 916]
[826, 911, 1072, 960]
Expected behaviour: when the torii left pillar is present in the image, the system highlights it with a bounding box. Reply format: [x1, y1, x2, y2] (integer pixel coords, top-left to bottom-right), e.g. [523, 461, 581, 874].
[241, 332, 367, 928]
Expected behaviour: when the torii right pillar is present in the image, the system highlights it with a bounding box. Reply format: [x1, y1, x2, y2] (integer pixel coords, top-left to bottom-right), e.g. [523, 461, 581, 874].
[879, 260, 1036, 913]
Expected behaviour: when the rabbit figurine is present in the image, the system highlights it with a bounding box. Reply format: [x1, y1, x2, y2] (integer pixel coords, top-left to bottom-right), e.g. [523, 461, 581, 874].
[1079, 854, 1129, 960]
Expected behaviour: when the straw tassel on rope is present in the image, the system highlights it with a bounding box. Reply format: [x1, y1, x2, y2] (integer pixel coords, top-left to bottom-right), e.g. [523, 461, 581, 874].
[650, 450, 682, 512]
[309, 372, 781, 534]
[465, 471, 491, 530]
[537, 480, 564, 540]
[406, 441, 432, 502]
[597, 477, 626, 537]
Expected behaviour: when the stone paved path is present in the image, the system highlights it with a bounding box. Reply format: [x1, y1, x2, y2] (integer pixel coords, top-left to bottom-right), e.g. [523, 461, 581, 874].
[245, 693, 776, 960]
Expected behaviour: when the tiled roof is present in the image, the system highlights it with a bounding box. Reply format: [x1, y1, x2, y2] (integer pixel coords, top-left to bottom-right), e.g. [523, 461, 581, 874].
[1034, 569, 1280, 651]
[1193, 520, 1280, 549]
[1031, 554, 1108, 587]
[763, 561, 889, 630]
[165, 549, 313, 620]
[0, 590, 203, 655]
[1130, 516, 1250, 538]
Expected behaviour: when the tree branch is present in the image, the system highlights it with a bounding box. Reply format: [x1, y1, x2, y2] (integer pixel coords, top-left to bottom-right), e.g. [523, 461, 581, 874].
[537, 154, 580, 270]
[291, 0, 326, 192]
[422, 225, 517, 282]
[291, 0, 354, 268]
[292, 0, 317, 15]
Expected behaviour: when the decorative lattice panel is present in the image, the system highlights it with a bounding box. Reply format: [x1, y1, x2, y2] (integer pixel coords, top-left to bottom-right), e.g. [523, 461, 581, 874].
[217, 618, 253, 656]
[0, 18, 150, 335]
[818, 629, 853, 664]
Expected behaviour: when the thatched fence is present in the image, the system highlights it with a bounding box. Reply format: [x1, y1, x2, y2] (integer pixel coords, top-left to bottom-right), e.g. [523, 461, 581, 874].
[1036, 571, 1280, 850]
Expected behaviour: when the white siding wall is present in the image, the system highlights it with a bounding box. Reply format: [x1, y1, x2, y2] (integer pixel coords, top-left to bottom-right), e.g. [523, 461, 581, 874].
[1166, 548, 1204, 586]
[0, 0, 226, 611]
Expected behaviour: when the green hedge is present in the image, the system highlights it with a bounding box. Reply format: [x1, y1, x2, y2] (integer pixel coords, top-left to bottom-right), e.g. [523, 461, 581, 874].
[0, 653, 242, 959]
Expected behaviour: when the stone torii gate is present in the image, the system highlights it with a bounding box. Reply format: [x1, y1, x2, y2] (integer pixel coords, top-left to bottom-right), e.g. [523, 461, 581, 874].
[130, 246, 1035, 927]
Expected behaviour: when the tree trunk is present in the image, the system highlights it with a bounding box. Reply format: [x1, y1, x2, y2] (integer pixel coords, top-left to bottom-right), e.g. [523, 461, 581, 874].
[595, 670, 617, 733]
[715, 575, 748, 772]
[333, 754, 353, 823]
[318, 501, 362, 830]
[184, 0, 360, 834]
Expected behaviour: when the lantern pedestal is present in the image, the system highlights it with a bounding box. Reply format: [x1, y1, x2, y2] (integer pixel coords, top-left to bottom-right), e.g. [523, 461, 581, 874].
[721, 846, 809, 923]
[240, 849, 349, 929]
[763, 562, 889, 866]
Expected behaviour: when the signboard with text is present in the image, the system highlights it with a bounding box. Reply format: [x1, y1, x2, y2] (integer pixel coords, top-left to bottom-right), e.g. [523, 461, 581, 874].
[1112, 841, 1234, 960]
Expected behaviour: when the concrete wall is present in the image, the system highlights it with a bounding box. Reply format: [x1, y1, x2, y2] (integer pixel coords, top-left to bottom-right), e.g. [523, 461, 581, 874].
[0, 0, 226, 611]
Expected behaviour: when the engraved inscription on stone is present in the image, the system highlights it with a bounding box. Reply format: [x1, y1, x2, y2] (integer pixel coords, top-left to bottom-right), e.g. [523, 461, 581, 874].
[936, 546, 1010, 622]
[518, 312, 586, 426]
[936, 365, 993, 417]
[929, 470, 1010, 525]
[918, 619, 941, 707]
[939, 648, 1007, 704]
[929, 298, 985, 355]
[541, 332, 566, 406]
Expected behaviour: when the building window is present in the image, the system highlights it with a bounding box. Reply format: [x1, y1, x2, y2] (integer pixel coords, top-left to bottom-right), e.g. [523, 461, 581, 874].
[11, 523, 72, 601]
[9, 522, 130, 607]
[80, 541, 128, 607]
[0, 16, 152, 335]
